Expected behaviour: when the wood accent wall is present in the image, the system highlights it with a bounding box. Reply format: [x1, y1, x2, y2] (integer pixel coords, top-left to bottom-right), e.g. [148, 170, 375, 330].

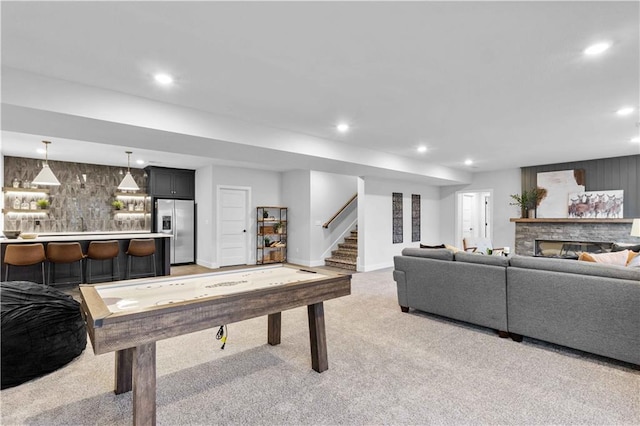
[521, 154, 640, 218]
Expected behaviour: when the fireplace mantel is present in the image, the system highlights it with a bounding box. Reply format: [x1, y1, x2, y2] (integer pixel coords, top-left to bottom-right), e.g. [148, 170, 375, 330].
[510, 218, 632, 224]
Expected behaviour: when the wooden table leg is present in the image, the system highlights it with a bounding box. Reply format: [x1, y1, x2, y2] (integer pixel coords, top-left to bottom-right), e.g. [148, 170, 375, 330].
[268, 312, 281, 346]
[133, 342, 156, 426]
[307, 302, 328, 373]
[114, 347, 134, 394]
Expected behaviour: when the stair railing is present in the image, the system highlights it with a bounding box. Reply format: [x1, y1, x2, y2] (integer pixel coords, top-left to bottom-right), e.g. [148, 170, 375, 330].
[323, 193, 357, 229]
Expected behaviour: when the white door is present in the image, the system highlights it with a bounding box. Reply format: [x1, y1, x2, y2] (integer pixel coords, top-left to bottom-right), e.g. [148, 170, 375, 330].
[219, 188, 248, 267]
[456, 190, 493, 249]
[462, 194, 476, 240]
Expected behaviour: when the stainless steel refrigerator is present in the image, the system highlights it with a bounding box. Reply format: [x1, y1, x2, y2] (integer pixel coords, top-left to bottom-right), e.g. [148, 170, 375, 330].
[156, 199, 195, 264]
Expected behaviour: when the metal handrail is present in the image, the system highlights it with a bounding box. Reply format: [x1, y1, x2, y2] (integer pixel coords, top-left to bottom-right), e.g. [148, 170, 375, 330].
[322, 193, 357, 229]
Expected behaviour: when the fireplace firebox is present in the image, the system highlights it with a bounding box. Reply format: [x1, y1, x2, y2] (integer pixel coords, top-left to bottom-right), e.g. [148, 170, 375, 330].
[535, 240, 613, 258]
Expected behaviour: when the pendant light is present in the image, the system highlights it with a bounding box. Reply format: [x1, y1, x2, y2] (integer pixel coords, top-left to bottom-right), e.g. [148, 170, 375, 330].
[117, 151, 140, 191]
[32, 141, 61, 186]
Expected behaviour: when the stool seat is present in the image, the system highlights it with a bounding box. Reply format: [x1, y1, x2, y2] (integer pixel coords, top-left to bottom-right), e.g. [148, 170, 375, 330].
[46, 242, 86, 285]
[126, 239, 156, 279]
[86, 240, 120, 283]
[4, 243, 46, 284]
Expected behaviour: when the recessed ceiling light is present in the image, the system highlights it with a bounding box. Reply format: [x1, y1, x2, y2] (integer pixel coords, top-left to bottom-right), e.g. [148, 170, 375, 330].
[417, 146, 427, 153]
[336, 123, 350, 133]
[631, 136, 640, 143]
[136, 159, 145, 165]
[154, 73, 174, 85]
[616, 107, 635, 116]
[464, 159, 473, 166]
[584, 42, 611, 56]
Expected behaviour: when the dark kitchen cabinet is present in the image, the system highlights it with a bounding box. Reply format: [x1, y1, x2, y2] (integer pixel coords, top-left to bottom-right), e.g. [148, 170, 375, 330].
[146, 167, 195, 199]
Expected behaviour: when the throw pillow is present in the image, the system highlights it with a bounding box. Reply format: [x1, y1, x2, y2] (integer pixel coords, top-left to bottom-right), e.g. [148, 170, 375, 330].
[444, 244, 462, 253]
[627, 253, 640, 268]
[578, 250, 630, 266]
[420, 243, 446, 249]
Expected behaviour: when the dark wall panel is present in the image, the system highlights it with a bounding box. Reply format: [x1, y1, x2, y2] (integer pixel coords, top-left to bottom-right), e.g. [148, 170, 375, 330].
[521, 155, 639, 218]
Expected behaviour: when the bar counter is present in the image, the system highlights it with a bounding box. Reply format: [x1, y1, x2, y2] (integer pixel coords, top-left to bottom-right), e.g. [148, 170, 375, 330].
[1, 232, 171, 284]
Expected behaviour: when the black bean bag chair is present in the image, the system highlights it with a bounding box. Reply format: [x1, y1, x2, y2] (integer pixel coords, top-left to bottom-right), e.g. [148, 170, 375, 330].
[1, 281, 87, 389]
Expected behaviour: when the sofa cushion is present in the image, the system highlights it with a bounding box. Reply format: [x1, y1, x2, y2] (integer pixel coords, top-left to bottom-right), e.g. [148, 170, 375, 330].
[401, 247, 454, 261]
[455, 251, 509, 267]
[509, 255, 640, 281]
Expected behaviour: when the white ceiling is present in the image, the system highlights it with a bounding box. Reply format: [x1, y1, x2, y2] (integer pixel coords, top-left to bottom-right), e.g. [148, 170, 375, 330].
[1, 1, 639, 182]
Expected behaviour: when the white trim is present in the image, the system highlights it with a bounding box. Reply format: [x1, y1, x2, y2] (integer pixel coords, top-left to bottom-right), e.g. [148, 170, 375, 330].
[216, 185, 252, 267]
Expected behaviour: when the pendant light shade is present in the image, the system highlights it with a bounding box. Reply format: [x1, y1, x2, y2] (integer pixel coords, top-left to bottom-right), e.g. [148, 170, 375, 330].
[118, 151, 140, 191]
[32, 141, 61, 186]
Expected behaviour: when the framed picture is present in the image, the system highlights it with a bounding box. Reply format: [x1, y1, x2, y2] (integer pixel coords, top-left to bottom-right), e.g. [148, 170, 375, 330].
[567, 190, 623, 219]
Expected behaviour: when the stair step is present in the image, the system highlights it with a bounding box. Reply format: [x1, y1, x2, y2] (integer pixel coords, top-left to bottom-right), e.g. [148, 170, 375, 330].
[332, 248, 357, 255]
[350, 230, 358, 237]
[344, 236, 358, 243]
[324, 257, 357, 271]
[331, 250, 357, 261]
[338, 242, 357, 250]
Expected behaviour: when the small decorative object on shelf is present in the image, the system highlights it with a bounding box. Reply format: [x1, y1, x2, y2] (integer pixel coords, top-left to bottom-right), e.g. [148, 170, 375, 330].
[12, 178, 19, 188]
[112, 200, 124, 210]
[36, 199, 50, 209]
[256, 206, 287, 264]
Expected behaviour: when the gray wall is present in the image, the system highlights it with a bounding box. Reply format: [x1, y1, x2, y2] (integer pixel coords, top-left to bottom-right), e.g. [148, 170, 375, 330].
[521, 155, 639, 217]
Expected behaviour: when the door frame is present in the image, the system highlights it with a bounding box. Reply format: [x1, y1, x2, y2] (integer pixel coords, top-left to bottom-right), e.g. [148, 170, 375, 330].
[216, 185, 252, 267]
[455, 188, 494, 249]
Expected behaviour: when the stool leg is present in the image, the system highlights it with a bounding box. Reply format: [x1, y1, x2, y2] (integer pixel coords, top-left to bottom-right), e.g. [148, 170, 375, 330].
[5, 265, 9, 282]
[115, 257, 121, 281]
[48, 263, 53, 286]
[127, 256, 131, 280]
[152, 254, 157, 277]
[41, 262, 45, 285]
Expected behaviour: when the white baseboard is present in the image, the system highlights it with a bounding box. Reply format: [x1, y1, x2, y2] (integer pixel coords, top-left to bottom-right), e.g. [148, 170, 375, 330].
[362, 260, 394, 272]
[196, 259, 217, 269]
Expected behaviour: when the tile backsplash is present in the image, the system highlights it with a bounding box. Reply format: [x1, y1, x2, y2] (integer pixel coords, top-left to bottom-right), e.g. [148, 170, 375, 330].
[3, 156, 150, 233]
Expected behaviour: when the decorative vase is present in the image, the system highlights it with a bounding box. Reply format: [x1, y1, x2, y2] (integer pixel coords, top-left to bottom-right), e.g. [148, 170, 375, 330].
[528, 209, 536, 219]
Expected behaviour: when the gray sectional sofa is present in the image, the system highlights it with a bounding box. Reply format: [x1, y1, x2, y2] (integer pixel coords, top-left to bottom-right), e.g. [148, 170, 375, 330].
[393, 248, 640, 365]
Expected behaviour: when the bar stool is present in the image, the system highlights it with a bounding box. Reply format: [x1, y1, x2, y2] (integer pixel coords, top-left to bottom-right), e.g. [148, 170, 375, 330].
[126, 239, 156, 279]
[86, 240, 120, 283]
[4, 243, 46, 284]
[46, 242, 86, 285]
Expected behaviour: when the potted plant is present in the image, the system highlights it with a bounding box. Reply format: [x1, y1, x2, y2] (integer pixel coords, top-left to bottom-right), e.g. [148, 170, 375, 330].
[264, 237, 271, 247]
[274, 222, 283, 234]
[36, 199, 50, 209]
[112, 200, 125, 210]
[510, 187, 547, 218]
[263, 210, 269, 219]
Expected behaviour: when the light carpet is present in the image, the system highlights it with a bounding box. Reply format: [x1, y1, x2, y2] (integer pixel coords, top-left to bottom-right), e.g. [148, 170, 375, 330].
[1, 268, 638, 425]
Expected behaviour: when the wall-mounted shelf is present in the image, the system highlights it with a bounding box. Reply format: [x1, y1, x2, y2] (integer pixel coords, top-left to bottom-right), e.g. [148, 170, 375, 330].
[2, 209, 49, 214]
[3, 187, 50, 194]
[114, 192, 148, 198]
[114, 210, 149, 214]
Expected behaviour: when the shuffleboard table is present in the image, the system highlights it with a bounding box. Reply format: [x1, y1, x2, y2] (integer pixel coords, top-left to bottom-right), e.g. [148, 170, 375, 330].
[79, 264, 351, 426]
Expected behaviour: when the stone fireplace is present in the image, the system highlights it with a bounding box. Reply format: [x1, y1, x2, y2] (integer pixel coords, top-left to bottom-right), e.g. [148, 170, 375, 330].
[512, 219, 637, 256]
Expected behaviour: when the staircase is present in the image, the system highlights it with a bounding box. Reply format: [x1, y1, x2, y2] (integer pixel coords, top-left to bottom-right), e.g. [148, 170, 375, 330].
[324, 229, 357, 271]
